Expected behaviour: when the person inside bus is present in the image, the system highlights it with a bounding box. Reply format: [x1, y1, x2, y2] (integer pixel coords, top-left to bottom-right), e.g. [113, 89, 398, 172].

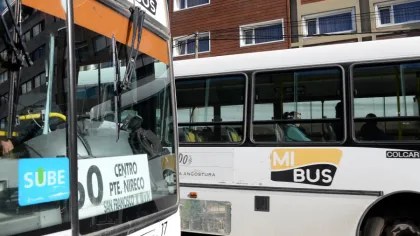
[1, 120, 41, 156]
[332, 101, 344, 141]
[282, 111, 311, 142]
[359, 113, 390, 140]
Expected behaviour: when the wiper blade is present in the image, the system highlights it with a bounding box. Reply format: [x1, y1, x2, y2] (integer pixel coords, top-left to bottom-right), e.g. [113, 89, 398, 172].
[121, 7, 145, 91]
[112, 35, 122, 141]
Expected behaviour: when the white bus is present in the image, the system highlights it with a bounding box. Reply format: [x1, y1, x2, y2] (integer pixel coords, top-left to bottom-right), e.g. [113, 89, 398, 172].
[0, 0, 179, 235]
[174, 36, 420, 236]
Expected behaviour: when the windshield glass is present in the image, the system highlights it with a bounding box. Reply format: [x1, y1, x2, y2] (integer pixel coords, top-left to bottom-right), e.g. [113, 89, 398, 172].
[0, 6, 176, 235]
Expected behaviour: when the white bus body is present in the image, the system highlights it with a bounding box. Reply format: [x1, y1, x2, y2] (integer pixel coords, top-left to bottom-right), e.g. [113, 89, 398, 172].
[174, 37, 420, 236]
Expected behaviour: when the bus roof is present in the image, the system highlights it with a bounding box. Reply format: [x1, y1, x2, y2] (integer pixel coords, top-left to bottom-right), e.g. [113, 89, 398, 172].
[174, 36, 420, 77]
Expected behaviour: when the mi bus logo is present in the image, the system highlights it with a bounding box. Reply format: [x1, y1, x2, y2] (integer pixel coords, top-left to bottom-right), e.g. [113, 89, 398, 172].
[18, 158, 70, 206]
[270, 149, 342, 186]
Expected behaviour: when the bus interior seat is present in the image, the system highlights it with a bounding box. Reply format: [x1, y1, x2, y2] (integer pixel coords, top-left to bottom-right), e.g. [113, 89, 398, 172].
[226, 127, 242, 142]
[273, 123, 284, 141]
[322, 123, 337, 141]
[181, 127, 203, 142]
[252, 124, 284, 142]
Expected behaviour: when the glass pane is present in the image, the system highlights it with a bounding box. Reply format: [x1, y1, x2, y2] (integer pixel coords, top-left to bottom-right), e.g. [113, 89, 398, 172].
[32, 23, 41, 37]
[255, 24, 283, 43]
[180, 0, 186, 9]
[177, 39, 186, 55]
[221, 105, 243, 121]
[187, 0, 209, 8]
[379, 7, 391, 24]
[0, 7, 175, 236]
[24, 30, 31, 42]
[198, 35, 209, 52]
[244, 29, 253, 45]
[254, 68, 343, 142]
[40, 72, 46, 85]
[319, 12, 353, 33]
[94, 36, 107, 52]
[26, 81, 32, 93]
[0, 15, 70, 235]
[254, 104, 274, 121]
[21, 83, 26, 94]
[186, 38, 195, 54]
[394, 1, 420, 23]
[353, 62, 420, 141]
[34, 75, 40, 88]
[74, 26, 176, 232]
[176, 75, 246, 143]
[307, 19, 317, 35]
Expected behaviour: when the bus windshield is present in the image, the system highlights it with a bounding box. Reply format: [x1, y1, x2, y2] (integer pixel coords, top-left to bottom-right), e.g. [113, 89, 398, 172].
[0, 2, 177, 235]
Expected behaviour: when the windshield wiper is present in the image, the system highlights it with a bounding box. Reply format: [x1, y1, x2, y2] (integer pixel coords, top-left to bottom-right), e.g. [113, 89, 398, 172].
[112, 35, 122, 141]
[121, 7, 145, 90]
[112, 7, 145, 141]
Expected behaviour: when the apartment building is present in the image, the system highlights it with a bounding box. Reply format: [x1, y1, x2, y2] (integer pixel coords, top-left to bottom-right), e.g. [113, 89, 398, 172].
[291, 0, 420, 47]
[170, 0, 420, 54]
[169, 0, 291, 59]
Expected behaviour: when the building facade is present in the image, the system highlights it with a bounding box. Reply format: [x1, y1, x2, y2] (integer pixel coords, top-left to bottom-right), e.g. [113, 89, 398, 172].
[291, 0, 420, 47]
[169, 0, 291, 59]
[170, 0, 420, 57]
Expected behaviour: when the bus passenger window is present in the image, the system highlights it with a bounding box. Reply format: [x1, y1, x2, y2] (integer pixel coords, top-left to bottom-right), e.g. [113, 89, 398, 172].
[353, 62, 420, 142]
[176, 75, 246, 144]
[252, 67, 344, 143]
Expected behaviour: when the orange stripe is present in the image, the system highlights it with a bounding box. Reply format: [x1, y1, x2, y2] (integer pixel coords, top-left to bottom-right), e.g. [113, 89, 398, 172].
[22, 0, 169, 64]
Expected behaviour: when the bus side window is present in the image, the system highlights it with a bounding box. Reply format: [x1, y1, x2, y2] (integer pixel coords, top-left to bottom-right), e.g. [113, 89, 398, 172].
[176, 74, 246, 144]
[353, 61, 420, 142]
[253, 67, 344, 143]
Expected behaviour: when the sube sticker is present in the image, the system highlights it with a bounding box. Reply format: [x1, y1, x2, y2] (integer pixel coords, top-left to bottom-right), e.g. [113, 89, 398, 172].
[18, 158, 70, 206]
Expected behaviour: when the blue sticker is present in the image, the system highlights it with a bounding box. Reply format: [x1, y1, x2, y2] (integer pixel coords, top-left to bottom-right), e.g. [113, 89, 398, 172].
[18, 158, 70, 206]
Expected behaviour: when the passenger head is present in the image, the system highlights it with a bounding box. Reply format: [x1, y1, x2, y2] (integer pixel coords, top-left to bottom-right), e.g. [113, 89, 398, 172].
[283, 111, 301, 126]
[366, 113, 377, 125]
[282, 111, 301, 120]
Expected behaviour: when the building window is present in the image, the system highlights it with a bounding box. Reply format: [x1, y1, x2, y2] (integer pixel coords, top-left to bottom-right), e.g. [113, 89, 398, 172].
[0, 50, 7, 60]
[32, 22, 44, 37]
[0, 72, 7, 84]
[376, 0, 420, 26]
[0, 118, 6, 129]
[303, 8, 355, 36]
[33, 72, 46, 88]
[173, 32, 210, 56]
[240, 20, 284, 46]
[21, 83, 27, 94]
[23, 21, 44, 42]
[0, 93, 8, 106]
[174, 0, 209, 11]
[94, 36, 110, 53]
[30, 45, 45, 61]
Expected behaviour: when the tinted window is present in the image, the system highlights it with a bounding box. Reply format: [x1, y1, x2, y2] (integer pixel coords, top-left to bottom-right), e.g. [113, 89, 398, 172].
[353, 61, 420, 141]
[253, 67, 344, 143]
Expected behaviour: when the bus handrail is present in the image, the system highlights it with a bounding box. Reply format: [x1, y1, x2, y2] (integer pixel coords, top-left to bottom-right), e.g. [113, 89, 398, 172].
[18, 112, 67, 122]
